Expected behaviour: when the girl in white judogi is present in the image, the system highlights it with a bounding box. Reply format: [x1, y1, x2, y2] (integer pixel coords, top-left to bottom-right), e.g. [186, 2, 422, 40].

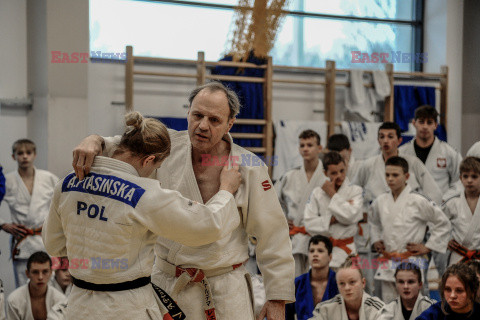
[309, 257, 385, 320]
[443, 157, 480, 265]
[276, 130, 327, 276]
[42, 112, 242, 320]
[378, 262, 436, 320]
[1, 139, 58, 287]
[304, 151, 363, 268]
[369, 156, 450, 303]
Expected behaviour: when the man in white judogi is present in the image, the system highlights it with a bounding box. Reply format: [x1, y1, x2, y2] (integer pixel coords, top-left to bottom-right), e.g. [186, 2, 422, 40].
[399, 105, 462, 194]
[378, 262, 436, 320]
[443, 157, 480, 266]
[369, 157, 450, 303]
[73, 82, 295, 320]
[0, 139, 58, 287]
[352, 122, 442, 206]
[304, 151, 363, 268]
[6, 252, 65, 320]
[275, 129, 327, 276]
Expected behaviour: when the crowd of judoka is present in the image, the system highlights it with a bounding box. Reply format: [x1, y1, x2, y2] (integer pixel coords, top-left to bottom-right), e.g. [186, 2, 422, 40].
[0, 82, 479, 320]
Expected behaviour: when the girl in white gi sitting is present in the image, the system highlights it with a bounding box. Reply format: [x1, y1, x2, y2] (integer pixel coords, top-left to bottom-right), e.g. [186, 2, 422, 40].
[416, 263, 480, 319]
[309, 256, 385, 320]
[378, 262, 436, 320]
[42, 111, 242, 320]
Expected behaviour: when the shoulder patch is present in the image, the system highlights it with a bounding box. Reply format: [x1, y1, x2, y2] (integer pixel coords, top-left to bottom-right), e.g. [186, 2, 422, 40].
[319, 295, 342, 306]
[365, 297, 384, 310]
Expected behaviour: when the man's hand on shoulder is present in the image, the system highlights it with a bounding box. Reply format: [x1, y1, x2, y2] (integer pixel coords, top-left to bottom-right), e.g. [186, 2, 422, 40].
[72, 135, 105, 180]
[256, 300, 285, 320]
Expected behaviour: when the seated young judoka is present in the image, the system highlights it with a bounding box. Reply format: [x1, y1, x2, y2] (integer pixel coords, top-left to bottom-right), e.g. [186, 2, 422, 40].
[444, 156, 480, 265]
[369, 156, 451, 303]
[378, 262, 436, 320]
[275, 129, 327, 276]
[6, 252, 65, 320]
[304, 151, 363, 268]
[309, 256, 385, 320]
[285, 235, 339, 320]
[42, 111, 242, 320]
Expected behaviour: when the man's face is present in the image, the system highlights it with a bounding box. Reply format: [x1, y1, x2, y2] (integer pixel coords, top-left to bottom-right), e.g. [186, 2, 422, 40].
[460, 170, 480, 195]
[378, 129, 401, 154]
[413, 117, 437, 142]
[385, 165, 409, 194]
[12, 146, 36, 170]
[299, 137, 322, 162]
[26, 262, 52, 291]
[55, 269, 72, 288]
[325, 162, 346, 189]
[336, 268, 366, 305]
[395, 270, 422, 302]
[187, 89, 234, 153]
[308, 241, 331, 269]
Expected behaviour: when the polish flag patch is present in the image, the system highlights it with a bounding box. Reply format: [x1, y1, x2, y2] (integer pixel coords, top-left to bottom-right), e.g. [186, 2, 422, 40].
[437, 158, 447, 168]
[262, 180, 272, 191]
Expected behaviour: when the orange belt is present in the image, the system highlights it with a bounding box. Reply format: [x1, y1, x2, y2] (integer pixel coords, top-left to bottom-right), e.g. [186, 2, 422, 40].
[357, 223, 364, 236]
[289, 225, 308, 236]
[329, 236, 354, 255]
[12, 226, 42, 260]
[451, 244, 480, 262]
[377, 251, 414, 262]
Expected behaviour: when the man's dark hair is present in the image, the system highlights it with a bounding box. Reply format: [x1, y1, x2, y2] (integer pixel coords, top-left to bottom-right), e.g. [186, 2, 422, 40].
[27, 251, 52, 271]
[394, 262, 422, 283]
[308, 235, 333, 255]
[378, 122, 401, 139]
[299, 129, 321, 145]
[323, 151, 345, 171]
[414, 105, 438, 122]
[385, 156, 409, 174]
[327, 134, 351, 152]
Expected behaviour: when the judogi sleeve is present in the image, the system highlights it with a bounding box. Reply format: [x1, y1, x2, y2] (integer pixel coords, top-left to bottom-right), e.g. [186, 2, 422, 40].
[368, 199, 383, 246]
[43, 186, 67, 257]
[418, 198, 451, 253]
[274, 174, 288, 216]
[411, 158, 442, 205]
[304, 188, 330, 235]
[134, 186, 240, 247]
[328, 187, 363, 225]
[244, 166, 295, 302]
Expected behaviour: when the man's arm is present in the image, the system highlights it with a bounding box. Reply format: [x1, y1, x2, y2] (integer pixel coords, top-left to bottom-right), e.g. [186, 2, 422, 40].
[304, 189, 331, 235]
[327, 186, 363, 225]
[420, 198, 451, 254]
[244, 167, 295, 320]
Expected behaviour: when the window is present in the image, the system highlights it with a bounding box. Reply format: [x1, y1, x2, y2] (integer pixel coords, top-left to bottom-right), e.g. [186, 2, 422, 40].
[90, 0, 423, 71]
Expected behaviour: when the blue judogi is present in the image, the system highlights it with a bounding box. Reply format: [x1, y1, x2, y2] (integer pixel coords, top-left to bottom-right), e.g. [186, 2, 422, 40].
[285, 268, 339, 320]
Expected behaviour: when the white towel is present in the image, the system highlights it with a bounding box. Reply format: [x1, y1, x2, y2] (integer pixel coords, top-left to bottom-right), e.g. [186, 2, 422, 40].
[344, 87, 380, 122]
[350, 69, 366, 104]
[372, 70, 391, 98]
[340, 121, 382, 160]
[273, 120, 328, 181]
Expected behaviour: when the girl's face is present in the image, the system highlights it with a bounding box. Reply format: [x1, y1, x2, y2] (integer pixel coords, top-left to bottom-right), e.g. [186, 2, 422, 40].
[444, 275, 472, 314]
[336, 268, 365, 305]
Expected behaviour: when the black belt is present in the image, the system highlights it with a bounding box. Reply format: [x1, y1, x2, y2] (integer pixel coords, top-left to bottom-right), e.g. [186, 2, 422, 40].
[72, 276, 151, 292]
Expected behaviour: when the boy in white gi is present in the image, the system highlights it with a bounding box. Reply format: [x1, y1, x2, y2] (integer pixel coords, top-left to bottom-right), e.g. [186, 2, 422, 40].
[309, 257, 385, 320]
[276, 129, 327, 276]
[352, 122, 442, 206]
[0, 139, 58, 287]
[369, 156, 450, 303]
[304, 151, 363, 268]
[399, 105, 462, 194]
[444, 156, 480, 265]
[326, 134, 362, 180]
[72, 82, 295, 320]
[43, 111, 242, 320]
[6, 252, 65, 320]
[378, 262, 436, 320]
[49, 258, 72, 296]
